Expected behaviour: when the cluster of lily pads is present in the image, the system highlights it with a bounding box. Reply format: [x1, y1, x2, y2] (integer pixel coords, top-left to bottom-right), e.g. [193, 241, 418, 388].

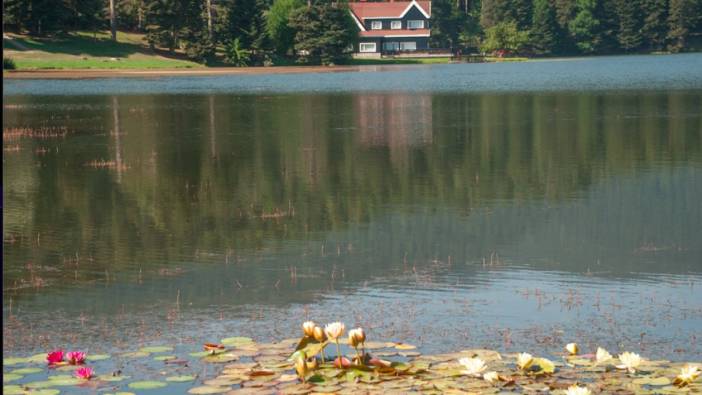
[2, 323, 701, 394]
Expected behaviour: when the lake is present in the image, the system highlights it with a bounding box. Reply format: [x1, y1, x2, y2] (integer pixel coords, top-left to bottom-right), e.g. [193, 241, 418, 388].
[3, 54, 702, 369]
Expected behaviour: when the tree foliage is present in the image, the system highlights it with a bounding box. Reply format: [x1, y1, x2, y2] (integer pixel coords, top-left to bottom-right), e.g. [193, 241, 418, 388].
[288, 2, 356, 65]
[480, 21, 529, 53]
[266, 0, 306, 55]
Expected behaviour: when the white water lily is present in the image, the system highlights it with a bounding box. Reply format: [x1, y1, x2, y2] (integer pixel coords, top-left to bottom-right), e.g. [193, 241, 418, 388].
[302, 321, 316, 338]
[324, 322, 345, 340]
[616, 352, 642, 373]
[565, 384, 592, 395]
[595, 347, 612, 364]
[483, 371, 499, 383]
[459, 357, 487, 376]
[516, 352, 534, 370]
[565, 343, 579, 355]
[674, 364, 701, 387]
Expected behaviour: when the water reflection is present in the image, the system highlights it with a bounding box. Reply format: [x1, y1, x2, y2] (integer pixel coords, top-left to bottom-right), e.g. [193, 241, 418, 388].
[3, 91, 701, 358]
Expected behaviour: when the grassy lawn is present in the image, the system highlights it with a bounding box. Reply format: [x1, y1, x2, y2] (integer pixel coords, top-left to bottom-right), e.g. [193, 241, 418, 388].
[3, 31, 202, 70]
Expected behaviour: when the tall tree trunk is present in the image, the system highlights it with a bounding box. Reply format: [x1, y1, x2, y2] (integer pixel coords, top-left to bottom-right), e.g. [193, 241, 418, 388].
[206, 0, 213, 38]
[109, 0, 117, 41]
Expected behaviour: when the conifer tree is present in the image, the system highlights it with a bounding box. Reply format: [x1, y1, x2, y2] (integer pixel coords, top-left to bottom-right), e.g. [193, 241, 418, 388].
[615, 0, 643, 51]
[568, 0, 600, 53]
[531, 0, 561, 55]
[640, 0, 669, 51]
[667, 0, 699, 51]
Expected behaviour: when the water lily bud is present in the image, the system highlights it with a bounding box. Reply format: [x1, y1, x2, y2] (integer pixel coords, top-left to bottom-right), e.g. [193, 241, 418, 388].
[324, 322, 345, 341]
[348, 328, 365, 348]
[313, 326, 327, 342]
[302, 321, 316, 338]
[566, 343, 579, 355]
[352, 328, 365, 344]
[294, 356, 308, 380]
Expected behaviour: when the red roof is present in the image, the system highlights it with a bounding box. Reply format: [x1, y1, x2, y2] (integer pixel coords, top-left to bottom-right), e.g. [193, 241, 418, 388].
[359, 28, 430, 37]
[349, 1, 431, 20]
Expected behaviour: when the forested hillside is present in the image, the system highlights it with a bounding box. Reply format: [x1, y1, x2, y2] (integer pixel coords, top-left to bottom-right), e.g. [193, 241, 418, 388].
[3, 0, 701, 65]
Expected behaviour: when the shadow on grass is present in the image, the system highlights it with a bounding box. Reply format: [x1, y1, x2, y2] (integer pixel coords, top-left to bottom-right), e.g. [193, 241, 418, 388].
[3, 32, 193, 62]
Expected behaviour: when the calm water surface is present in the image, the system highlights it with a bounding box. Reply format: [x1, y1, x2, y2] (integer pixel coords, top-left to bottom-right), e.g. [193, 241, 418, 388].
[3, 55, 702, 364]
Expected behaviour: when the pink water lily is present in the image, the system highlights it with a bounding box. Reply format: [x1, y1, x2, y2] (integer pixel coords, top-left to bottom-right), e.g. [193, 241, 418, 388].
[75, 366, 94, 380]
[47, 349, 64, 365]
[67, 351, 86, 365]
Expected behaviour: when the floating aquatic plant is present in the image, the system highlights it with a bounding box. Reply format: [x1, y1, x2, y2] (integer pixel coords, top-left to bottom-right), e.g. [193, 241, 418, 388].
[595, 347, 612, 365]
[46, 350, 64, 366]
[566, 342, 579, 355]
[75, 366, 94, 380]
[565, 384, 592, 395]
[302, 321, 316, 338]
[483, 370, 499, 383]
[324, 322, 345, 366]
[203, 343, 225, 354]
[459, 357, 487, 377]
[674, 364, 701, 387]
[516, 352, 533, 370]
[66, 351, 86, 365]
[348, 327, 365, 361]
[616, 351, 642, 373]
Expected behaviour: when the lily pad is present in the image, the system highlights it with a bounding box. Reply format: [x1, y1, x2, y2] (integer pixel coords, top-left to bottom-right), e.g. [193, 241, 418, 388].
[12, 367, 43, 374]
[633, 377, 672, 386]
[97, 375, 131, 382]
[86, 354, 111, 361]
[221, 337, 254, 346]
[45, 376, 81, 385]
[3, 357, 28, 366]
[201, 353, 238, 363]
[128, 380, 168, 390]
[166, 375, 196, 382]
[3, 373, 23, 383]
[121, 351, 150, 359]
[139, 346, 173, 353]
[27, 390, 61, 395]
[153, 355, 177, 361]
[190, 351, 212, 358]
[27, 354, 51, 364]
[3, 385, 25, 395]
[188, 385, 231, 394]
[394, 344, 417, 350]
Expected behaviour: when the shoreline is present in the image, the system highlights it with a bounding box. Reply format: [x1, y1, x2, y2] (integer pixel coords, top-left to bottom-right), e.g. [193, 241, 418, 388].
[2, 65, 418, 80]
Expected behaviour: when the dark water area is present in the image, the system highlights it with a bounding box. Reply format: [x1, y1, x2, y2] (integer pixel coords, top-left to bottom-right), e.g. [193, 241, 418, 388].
[3, 55, 702, 365]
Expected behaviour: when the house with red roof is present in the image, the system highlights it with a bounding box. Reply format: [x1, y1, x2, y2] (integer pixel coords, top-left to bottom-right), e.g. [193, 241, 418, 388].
[348, 0, 432, 55]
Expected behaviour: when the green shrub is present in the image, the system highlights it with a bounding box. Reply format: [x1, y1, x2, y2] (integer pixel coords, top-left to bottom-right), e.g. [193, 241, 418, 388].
[4, 57, 17, 70]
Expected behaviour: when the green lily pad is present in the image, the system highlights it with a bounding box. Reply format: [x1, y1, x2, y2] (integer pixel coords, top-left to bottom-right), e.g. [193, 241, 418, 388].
[86, 354, 111, 361]
[121, 351, 150, 359]
[97, 375, 130, 382]
[153, 355, 177, 361]
[42, 376, 81, 385]
[27, 390, 61, 395]
[633, 377, 672, 386]
[166, 375, 196, 382]
[3, 385, 25, 395]
[3, 357, 28, 366]
[128, 380, 168, 390]
[104, 393, 136, 395]
[139, 346, 173, 353]
[221, 337, 254, 346]
[12, 367, 43, 374]
[189, 351, 212, 358]
[188, 386, 231, 394]
[201, 353, 238, 363]
[54, 365, 79, 372]
[27, 354, 51, 364]
[3, 374, 22, 383]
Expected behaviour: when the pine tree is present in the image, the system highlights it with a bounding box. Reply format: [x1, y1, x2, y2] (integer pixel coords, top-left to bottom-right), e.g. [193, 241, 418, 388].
[430, 0, 465, 50]
[568, 0, 600, 53]
[667, 0, 698, 51]
[266, 0, 305, 56]
[145, 0, 211, 61]
[480, 0, 511, 29]
[615, 0, 643, 51]
[227, 0, 269, 54]
[594, 0, 620, 52]
[641, 0, 669, 51]
[531, 0, 561, 55]
[288, 1, 356, 65]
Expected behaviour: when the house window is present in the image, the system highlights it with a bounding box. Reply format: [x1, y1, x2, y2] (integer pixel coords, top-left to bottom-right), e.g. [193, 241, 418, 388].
[407, 20, 424, 29]
[359, 42, 377, 53]
[400, 41, 417, 51]
[383, 42, 400, 51]
[371, 21, 382, 30]
[391, 20, 402, 30]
